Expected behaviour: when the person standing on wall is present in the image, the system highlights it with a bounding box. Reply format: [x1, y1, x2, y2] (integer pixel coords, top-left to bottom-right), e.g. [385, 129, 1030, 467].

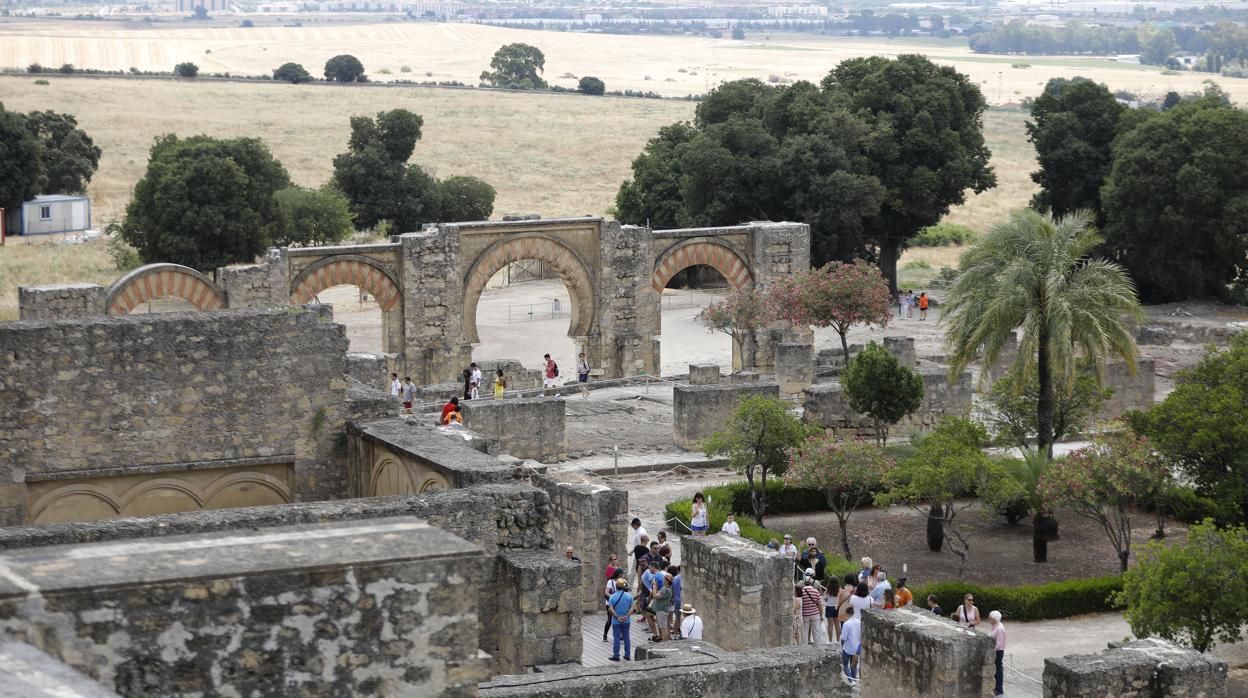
[607, 578, 634, 661]
[469, 362, 482, 400]
[989, 610, 1007, 696]
[576, 351, 591, 399]
[543, 353, 559, 396]
[389, 372, 402, 408]
[401, 377, 415, 415]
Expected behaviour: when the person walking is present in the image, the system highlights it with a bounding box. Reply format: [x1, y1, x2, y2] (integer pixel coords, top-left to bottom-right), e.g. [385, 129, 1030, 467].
[989, 610, 1007, 696]
[389, 373, 402, 405]
[493, 369, 506, 400]
[469, 363, 482, 400]
[679, 603, 703, 640]
[401, 377, 416, 415]
[650, 572, 674, 641]
[840, 606, 862, 683]
[799, 577, 824, 645]
[542, 353, 558, 396]
[954, 593, 981, 629]
[918, 291, 929, 320]
[607, 578, 634, 661]
[576, 351, 591, 399]
[690, 492, 709, 536]
[602, 568, 624, 642]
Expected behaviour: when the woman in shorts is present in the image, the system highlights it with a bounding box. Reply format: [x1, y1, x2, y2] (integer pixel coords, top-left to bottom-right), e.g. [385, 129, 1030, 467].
[690, 492, 709, 536]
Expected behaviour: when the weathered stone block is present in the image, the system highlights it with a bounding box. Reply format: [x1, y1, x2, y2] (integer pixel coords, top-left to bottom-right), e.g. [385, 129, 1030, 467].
[860, 607, 994, 697]
[775, 342, 815, 394]
[1092, 359, 1155, 424]
[673, 382, 780, 450]
[802, 367, 972, 439]
[884, 335, 917, 369]
[0, 641, 120, 697]
[688, 363, 721, 385]
[1042, 638, 1227, 698]
[493, 549, 583, 674]
[345, 352, 388, 392]
[531, 475, 628, 609]
[681, 533, 790, 651]
[17, 283, 107, 320]
[461, 397, 566, 462]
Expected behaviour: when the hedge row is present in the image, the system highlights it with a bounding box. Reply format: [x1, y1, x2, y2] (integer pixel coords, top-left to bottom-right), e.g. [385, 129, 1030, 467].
[912, 575, 1124, 622]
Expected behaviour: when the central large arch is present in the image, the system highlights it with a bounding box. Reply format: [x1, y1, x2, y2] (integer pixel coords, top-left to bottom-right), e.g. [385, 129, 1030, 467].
[462, 234, 596, 345]
[289, 255, 404, 353]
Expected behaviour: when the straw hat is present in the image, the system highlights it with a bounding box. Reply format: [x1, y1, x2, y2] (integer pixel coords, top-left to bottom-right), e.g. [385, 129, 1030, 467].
[680, 603, 696, 615]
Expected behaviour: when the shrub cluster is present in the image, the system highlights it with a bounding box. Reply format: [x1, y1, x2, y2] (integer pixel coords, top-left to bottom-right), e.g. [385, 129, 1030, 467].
[914, 576, 1123, 621]
[913, 222, 977, 247]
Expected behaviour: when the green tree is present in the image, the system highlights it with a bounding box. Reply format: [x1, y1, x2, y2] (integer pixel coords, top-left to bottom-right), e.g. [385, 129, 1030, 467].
[943, 209, 1141, 458]
[1130, 334, 1248, 526]
[331, 109, 436, 231]
[1138, 25, 1178, 65]
[271, 185, 354, 247]
[696, 286, 767, 370]
[24, 110, 101, 195]
[731, 26, 746, 40]
[173, 62, 199, 78]
[876, 417, 1006, 578]
[273, 62, 313, 84]
[787, 434, 895, 560]
[577, 76, 605, 95]
[1026, 78, 1125, 222]
[767, 259, 893, 365]
[615, 79, 886, 267]
[703, 395, 812, 525]
[0, 104, 47, 211]
[823, 55, 996, 292]
[1101, 95, 1248, 302]
[977, 369, 1111, 452]
[479, 43, 547, 89]
[324, 54, 366, 83]
[1039, 431, 1171, 572]
[1117, 520, 1248, 652]
[436, 175, 495, 222]
[120, 135, 290, 270]
[842, 342, 924, 445]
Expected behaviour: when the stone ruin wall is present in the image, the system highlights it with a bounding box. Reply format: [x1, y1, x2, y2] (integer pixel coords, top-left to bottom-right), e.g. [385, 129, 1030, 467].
[0, 306, 350, 526]
[531, 474, 629, 611]
[680, 533, 791, 652]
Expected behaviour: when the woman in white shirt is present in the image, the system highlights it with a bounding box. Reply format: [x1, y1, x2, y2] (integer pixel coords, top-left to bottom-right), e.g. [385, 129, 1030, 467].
[690, 492, 709, 536]
[849, 581, 876, 618]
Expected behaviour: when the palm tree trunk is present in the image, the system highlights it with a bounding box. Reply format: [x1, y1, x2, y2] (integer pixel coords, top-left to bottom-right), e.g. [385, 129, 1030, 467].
[1037, 328, 1055, 459]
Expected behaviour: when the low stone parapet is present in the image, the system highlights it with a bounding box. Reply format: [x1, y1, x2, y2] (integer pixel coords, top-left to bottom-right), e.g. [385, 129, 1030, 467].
[860, 606, 994, 697]
[17, 283, 107, 320]
[462, 396, 566, 462]
[1042, 638, 1227, 697]
[802, 366, 972, 438]
[673, 382, 780, 450]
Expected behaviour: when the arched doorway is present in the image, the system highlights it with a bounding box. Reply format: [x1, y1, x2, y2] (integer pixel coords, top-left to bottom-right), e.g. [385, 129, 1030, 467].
[105, 264, 226, 315]
[289, 255, 403, 354]
[462, 235, 596, 379]
[652, 239, 754, 375]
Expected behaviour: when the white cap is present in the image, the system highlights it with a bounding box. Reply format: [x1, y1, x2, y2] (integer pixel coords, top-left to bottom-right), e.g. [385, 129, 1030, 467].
[989, 610, 1002, 622]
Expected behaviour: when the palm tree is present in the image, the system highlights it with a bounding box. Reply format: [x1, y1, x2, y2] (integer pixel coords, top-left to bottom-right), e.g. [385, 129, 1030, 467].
[943, 209, 1141, 458]
[1004, 448, 1060, 562]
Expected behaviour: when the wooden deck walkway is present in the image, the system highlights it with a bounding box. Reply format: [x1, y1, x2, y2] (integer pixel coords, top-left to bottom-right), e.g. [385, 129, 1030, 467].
[581, 612, 662, 666]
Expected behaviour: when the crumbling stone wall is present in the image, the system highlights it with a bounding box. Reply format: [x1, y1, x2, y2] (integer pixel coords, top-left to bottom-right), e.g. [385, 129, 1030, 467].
[493, 550, 583, 674]
[673, 382, 781, 450]
[0, 307, 350, 525]
[775, 342, 815, 394]
[0, 641, 120, 697]
[860, 607, 994, 697]
[346, 352, 388, 391]
[802, 366, 973, 438]
[17, 283, 106, 319]
[531, 474, 628, 609]
[681, 533, 791, 652]
[1093, 359, 1155, 423]
[346, 419, 520, 497]
[461, 397, 566, 462]
[1042, 638, 1227, 697]
[0, 517, 490, 698]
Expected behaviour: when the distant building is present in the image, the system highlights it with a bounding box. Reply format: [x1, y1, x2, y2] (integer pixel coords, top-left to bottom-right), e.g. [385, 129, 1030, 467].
[768, 4, 828, 15]
[257, 1, 301, 11]
[177, 0, 232, 12]
[5, 195, 92, 236]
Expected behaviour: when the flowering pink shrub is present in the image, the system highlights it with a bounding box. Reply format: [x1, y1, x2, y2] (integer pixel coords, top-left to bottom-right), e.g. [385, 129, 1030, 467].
[767, 259, 892, 361]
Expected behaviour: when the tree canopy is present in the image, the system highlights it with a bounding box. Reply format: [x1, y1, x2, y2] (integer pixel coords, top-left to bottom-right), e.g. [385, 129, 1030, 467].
[843, 342, 924, 445]
[0, 105, 48, 212]
[1026, 78, 1125, 222]
[787, 434, 894, 560]
[943, 209, 1140, 456]
[120, 135, 290, 270]
[0, 103, 101, 212]
[1119, 520, 1248, 653]
[578, 76, 605, 95]
[271, 185, 354, 247]
[767, 259, 892, 363]
[1101, 94, 1248, 302]
[704, 394, 812, 525]
[480, 43, 547, 89]
[1131, 333, 1248, 526]
[273, 62, 313, 84]
[331, 109, 494, 231]
[173, 62, 199, 78]
[615, 56, 994, 290]
[324, 54, 367, 83]
[696, 286, 767, 370]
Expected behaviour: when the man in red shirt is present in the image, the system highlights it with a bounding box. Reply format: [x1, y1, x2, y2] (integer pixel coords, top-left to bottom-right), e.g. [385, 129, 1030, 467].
[543, 353, 559, 396]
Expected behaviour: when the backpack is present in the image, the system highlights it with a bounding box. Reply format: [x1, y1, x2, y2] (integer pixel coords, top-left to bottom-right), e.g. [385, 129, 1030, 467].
[552, 362, 559, 377]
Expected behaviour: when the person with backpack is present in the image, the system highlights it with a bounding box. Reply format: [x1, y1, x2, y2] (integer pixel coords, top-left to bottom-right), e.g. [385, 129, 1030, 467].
[602, 567, 625, 642]
[607, 578, 635, 661]
[576, 351, 591, 399]
[543, 353, 559, 396]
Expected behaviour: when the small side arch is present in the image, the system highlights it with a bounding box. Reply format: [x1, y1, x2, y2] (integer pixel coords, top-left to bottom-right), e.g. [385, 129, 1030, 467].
[651, 239, 753, 294]
[461, 234, 597, 344]
[289, 255, 402, 311]
[105, 264, 226, 315]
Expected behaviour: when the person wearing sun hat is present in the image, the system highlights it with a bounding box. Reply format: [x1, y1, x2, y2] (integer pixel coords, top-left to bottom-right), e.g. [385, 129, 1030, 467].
[679, 603, 703, 640]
